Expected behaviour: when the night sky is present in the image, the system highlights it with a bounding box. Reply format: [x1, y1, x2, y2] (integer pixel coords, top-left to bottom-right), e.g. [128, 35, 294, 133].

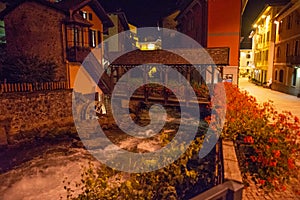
[99, 0, 267, 36]
[99, 0, 178, 27]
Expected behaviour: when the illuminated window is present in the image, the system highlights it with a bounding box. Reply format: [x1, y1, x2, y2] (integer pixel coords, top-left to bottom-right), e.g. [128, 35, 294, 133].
[89, 30, 96, 47]
[80, 11, 87, 19]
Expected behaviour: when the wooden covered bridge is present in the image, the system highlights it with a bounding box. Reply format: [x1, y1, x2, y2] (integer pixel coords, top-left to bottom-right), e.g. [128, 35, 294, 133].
[91, 47, 230, 107]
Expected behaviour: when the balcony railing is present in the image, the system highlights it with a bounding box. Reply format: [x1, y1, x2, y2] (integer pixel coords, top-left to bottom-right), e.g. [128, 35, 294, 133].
[286, 56, 300, 65]
[66, 46, 91, 63]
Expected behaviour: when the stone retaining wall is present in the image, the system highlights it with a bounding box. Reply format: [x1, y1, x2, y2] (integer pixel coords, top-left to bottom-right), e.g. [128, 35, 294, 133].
[0, 89, 75, 146]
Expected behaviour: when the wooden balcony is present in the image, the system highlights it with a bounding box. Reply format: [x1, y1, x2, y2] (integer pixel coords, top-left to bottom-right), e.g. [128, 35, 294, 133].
[66, 46, 91, 63]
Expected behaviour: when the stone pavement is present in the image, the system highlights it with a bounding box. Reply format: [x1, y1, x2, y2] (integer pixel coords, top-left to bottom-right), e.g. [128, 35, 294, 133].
[238, 77, 300, 119]
[237, 77, 300, 200]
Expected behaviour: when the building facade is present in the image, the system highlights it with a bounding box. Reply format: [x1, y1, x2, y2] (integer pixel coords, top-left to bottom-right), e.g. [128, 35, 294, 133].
[104, 12, 131, 53]
[176, 0, 247, 84]
[250, 3, 286, 85]
[272, 0, 300, 96]
[207, 0, 246, 84]
[239, 49, 254, 77]
[0, 0, 113, 93]
[176, 0, 208, 47]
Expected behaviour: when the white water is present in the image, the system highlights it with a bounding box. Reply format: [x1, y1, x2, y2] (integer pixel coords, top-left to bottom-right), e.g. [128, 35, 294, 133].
[0, 147, 97, 200]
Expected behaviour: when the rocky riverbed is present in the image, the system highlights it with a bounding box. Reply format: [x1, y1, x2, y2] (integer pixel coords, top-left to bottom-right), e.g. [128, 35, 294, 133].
[0, 106, 211, 200]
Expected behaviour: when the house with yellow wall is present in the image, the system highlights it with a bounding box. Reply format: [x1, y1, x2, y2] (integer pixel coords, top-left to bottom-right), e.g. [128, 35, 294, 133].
[250, 1, 287, 84]
[0, 0, 113, 94]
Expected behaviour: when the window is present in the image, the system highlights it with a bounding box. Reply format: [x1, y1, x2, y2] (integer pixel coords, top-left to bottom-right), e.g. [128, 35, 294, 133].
[265, 50, 269, 60]
[276, 46, 281, 58]
[73, 28, 83, 46]
[97, 31, 101, 45]
[89, 29, 96, 47]
[279, 21, 282, 33]
[266, 31, 270, 41]
[295, 41, 299, 56]
[246, 54, 251, 59]
[292, 68, 297, 86]
[80, 11, 87, 19]
[88, 13, 93, 21]
[279, 69, 284, 82]
[72, 27, 83, 46]
[287, 15, 292, 29]
[286, 43, 289, 57]
[275, 70, 278, 81]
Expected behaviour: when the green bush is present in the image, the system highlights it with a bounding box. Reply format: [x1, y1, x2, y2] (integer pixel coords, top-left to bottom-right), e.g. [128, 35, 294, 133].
[1, 55, 58, 83]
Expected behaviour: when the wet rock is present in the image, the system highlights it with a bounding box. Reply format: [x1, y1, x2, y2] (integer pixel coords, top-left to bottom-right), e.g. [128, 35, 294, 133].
[137, 141, 161, 152]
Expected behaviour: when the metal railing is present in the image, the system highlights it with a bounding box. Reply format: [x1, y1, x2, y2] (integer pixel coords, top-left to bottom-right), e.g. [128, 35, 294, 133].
[190, 180, 244, 200]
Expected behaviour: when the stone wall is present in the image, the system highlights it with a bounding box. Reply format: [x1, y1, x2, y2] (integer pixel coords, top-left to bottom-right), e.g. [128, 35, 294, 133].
[3, 1, 67, 81]
[0, 89, 75, 146]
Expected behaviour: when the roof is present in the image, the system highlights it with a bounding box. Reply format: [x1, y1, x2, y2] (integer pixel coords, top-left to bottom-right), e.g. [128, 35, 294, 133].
[0, 0, 113, 28]
[274, 0, 299, 20]
[110, 48, 229, 66]
[56, 0, 114, 28]
[175, 0, 199, 20]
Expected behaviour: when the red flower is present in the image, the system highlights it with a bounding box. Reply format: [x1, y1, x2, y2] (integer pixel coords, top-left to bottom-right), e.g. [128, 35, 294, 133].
[259, 179, 266, 185]
[288, 158, 295, 169]
[250, 156, 257, 162]
[244, 136, 254, 144]
[272, 150, 281, 158]
[269, 161, 277, 167]
[269, 137, 278, 143]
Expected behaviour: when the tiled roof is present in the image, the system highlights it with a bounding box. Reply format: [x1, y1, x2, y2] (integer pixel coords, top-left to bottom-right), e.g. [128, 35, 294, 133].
[110, 48, 229, 65]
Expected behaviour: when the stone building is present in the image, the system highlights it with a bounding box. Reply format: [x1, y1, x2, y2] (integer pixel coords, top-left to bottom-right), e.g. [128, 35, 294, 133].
[175, 0, 248, 84]
[272, 0, 300, 96]
[0, 0, 113, 93]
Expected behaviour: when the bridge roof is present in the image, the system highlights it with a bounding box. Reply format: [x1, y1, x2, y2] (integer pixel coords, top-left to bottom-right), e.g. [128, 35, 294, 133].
[110, 48, 229, 66]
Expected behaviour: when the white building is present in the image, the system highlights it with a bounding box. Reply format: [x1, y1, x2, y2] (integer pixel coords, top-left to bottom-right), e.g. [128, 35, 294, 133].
[239, 49, 254, 77]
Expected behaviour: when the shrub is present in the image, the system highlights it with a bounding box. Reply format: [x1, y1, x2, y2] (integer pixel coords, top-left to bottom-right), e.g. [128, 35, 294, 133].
[1, 55, 58, 83]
